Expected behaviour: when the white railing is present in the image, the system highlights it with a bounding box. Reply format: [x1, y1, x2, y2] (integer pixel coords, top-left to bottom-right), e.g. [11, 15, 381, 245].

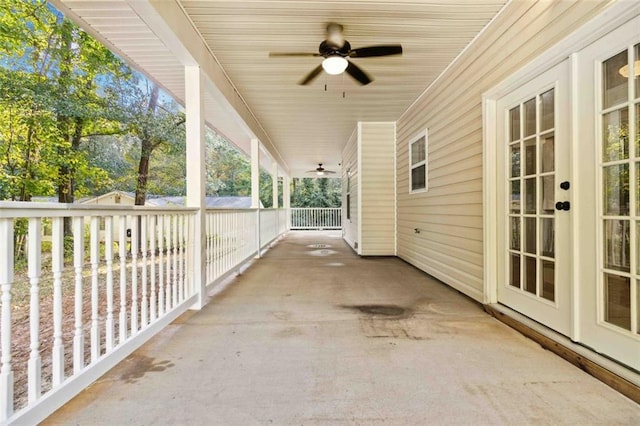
[205, 209, 258, 288]
[0, 202, 197, 425]
[1, 203, 290, 424]
[290, 208, 341, 230]
[259, 209, 279, 251]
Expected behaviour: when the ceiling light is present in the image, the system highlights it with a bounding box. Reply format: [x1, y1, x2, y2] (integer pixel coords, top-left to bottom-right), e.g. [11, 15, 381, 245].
[322, 56, 348, 75]
[619, 60, 640, 78]
[316, 171, 325, 176]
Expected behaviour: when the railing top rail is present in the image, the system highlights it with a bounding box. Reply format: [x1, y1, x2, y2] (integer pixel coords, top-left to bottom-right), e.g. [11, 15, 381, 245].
[290, 207, 342, 210]
[0, 201, 197, 218]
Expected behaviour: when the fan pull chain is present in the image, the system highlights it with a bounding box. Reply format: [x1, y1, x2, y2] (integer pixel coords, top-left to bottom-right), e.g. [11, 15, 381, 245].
[343, 91, 345, 98]
[324, 84, 327, 92]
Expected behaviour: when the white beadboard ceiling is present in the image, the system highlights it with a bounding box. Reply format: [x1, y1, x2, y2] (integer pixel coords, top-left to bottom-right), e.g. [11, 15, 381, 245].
[53, 0, 508, 177]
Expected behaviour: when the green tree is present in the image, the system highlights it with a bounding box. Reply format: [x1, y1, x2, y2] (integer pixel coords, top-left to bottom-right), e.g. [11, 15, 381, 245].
[0, 0, 124, 203]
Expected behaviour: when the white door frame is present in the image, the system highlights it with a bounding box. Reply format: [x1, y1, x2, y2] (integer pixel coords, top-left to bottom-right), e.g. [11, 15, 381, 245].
[483, 2, 640, 321]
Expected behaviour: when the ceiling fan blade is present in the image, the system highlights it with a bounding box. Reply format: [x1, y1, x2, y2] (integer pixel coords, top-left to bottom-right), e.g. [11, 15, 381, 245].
[350, 45, 403, 58]
[298, 64, 324, 85]
[346, 61, 373, 85]
[269, 52, 321, 57]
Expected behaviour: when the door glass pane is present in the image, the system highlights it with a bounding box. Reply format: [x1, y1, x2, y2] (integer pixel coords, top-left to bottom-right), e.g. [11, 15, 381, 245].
[603, 219, 630, 272]
[524, 217, 536, 254]
[524, 139, 536, 175]
[510, 106, 520, 142]
[510, 254, 521, 288]
[603, 50, 628, 109]
[637, 162, 640, 216]
[603, 164, 629, 215]
[541, 260, 555, 302]
[604, 273, 631, 330]
[541, 134, 554, 172]
[524, 178, 536, 214]
[524, 98, 536, 137]
[637, 221, 640, 275]
[511, 145, 520, 177]
[524, 256, 536, 294]
[541, 218, 554, 258]
[634, 43, 639, 98]
[511, 180, 521, 213]
[602, 108, 629, 161]
[636, 103, 640, 157]
[510, 217, 520, 250]
[540, 89, 554, 131]
[541, 176, 555, 214]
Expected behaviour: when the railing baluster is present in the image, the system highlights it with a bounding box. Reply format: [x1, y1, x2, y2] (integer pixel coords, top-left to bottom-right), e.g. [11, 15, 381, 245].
[0, 218, 14, 421]
[105, 217, 115, 351]
[118, 215, 128, 344]
[130, 216, 138, 335]
[51, 217, 64, 387]
[90, 217, 101, 361]
[149, 216, 157, 322]
[141, 215, 148, 327]
[172, 215, 178, 306]
[27, 218, 42, 404]
[72, 217, 85, 373]
[157, 215, 165, 317]
[164, 215, 171, 311]
[178, 215, 184, 302]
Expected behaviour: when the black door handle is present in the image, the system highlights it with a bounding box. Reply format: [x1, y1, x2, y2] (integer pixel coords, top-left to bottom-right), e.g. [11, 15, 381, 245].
[555, 201, 570, 211]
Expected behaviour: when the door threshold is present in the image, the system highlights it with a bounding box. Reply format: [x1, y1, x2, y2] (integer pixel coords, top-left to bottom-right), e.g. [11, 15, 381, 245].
[485, 303, 640, 404]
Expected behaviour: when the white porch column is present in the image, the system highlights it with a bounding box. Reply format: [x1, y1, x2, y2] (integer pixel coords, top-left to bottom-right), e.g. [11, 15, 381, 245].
[251, 138, 260, 209]
[251, 138, 261, 256]
[283, 175, 291, 229]
[272, 160, 279, 209]
[185, 65, 207, 309]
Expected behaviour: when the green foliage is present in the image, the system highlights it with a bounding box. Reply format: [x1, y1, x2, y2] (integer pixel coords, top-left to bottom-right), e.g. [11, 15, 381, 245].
[0, 0, 125, 202]
[291, 178, 341, 207]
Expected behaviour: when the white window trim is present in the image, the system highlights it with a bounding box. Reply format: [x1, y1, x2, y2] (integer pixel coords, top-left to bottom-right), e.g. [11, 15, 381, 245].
[409, 129, 428, 193]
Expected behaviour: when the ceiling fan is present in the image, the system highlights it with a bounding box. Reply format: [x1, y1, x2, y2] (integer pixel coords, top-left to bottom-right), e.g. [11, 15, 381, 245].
[307, 164, 336, 176]
[269, 23, 402, 86]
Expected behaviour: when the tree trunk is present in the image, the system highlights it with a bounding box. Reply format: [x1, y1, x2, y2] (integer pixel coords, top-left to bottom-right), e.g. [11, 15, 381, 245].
[134, 84, 159, 206]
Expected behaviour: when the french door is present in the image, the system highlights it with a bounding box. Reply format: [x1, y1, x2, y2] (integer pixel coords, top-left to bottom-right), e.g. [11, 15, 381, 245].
[576, 17, 640, 370]
[494, 16, 640, 370]
[496, 60, 572, 336]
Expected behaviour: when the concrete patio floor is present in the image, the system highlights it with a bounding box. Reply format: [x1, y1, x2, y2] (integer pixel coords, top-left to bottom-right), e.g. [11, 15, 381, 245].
[45, 231, 639, 425]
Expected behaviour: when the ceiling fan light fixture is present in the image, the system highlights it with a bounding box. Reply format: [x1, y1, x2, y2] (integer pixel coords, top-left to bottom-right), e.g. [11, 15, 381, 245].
[322, 56, 348, 75]
[316, 170, 326, 176]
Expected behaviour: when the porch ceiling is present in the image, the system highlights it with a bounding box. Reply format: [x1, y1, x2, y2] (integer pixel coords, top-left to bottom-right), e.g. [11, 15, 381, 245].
[53, 0, 508, 177]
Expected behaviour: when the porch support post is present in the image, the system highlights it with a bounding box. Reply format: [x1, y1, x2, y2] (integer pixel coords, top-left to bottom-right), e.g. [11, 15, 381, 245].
[251, 139, 260, 209]
[283, 175, 291, 230]
[251, 138, 261, 256]
[185, 65, 207, 309]
[272, 160, 279, 209]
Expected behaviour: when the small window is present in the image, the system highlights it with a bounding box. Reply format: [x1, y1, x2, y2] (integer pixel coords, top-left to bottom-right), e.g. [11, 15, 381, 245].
[409, 130, 428, 193]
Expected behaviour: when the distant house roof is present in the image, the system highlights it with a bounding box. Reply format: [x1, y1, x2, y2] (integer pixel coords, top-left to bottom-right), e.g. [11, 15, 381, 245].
[31, 192, 260, 208]
[148, 195, 260, 208]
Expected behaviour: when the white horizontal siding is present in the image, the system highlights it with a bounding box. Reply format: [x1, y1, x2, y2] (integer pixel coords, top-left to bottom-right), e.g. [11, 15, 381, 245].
[396, 0, 608, 301]
[360, 122, 396, 256]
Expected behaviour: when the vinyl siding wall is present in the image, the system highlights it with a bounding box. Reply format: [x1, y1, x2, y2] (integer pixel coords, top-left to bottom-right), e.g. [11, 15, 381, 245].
[359, 122, 396, 256]
[395, 0, 609, 302]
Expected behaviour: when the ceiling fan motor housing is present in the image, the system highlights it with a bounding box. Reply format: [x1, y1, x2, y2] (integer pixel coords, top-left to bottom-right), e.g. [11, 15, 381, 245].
[319, 40, 351, 57]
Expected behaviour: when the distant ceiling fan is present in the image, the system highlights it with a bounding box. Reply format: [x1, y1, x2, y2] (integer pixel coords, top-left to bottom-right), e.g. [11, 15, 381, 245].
[307, 164, 336, 176]
[269, 23, 403, 86]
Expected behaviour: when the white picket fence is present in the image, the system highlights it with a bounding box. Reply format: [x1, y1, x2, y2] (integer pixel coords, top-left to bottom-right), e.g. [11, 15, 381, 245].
[290, 208, 341, 230]
[0, 203, 287, 425]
